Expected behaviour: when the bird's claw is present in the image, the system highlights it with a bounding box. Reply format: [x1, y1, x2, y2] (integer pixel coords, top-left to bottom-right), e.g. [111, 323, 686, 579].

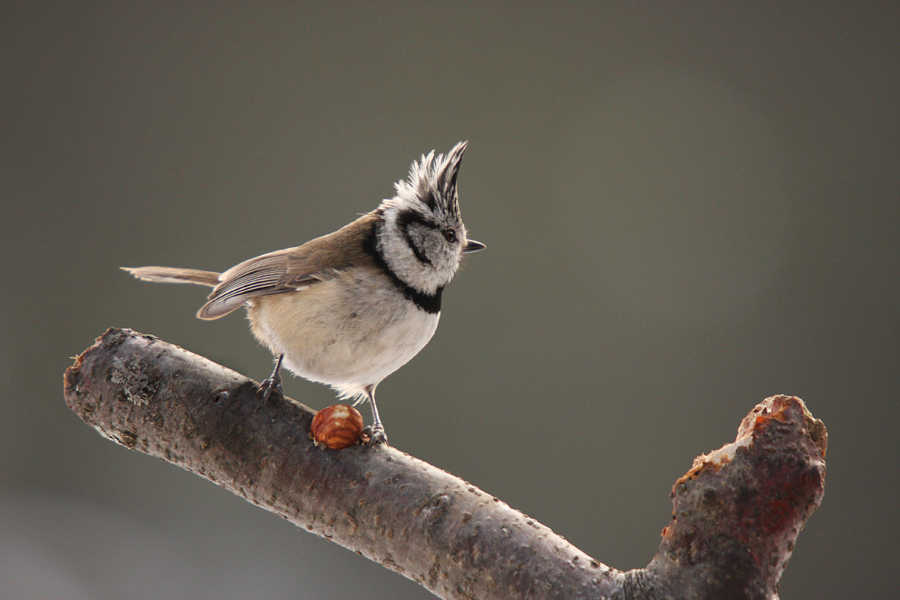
[258, 354, 285, 404]
[257, 375, 283, 404]
[362, 424, 388, 448]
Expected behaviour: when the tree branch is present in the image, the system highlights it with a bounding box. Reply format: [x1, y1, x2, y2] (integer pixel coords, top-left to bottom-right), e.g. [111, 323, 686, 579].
[64, 328, 826, 600]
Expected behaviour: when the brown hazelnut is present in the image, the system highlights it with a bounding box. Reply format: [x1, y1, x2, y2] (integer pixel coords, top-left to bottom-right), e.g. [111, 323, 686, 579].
[311, 404, 364, 449]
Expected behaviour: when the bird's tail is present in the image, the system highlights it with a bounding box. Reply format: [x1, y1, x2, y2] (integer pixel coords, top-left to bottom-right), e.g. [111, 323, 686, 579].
[121, 266, 220, 287]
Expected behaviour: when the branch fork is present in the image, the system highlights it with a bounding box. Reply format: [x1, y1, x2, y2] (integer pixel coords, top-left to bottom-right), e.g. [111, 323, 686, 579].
[64, 328, 826, 600]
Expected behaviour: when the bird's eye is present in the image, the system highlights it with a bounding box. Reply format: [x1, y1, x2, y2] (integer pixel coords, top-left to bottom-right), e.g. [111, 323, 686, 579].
[443, 228, 457, 243]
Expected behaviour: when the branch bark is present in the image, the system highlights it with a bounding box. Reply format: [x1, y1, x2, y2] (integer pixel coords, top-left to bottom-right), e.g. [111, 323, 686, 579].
[64, 328, 826, 600]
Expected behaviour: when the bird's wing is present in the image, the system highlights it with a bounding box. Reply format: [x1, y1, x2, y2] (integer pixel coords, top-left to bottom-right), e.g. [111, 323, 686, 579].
[197, 212, 379, 319]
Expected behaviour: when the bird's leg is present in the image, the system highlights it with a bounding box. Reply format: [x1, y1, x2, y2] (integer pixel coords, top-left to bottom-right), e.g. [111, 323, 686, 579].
[359, 385, 388, 447]
[258, 354, 284, 404]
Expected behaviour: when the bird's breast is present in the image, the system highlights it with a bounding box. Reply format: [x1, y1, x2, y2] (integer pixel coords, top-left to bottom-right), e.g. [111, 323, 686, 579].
[246, 268, 440, 394]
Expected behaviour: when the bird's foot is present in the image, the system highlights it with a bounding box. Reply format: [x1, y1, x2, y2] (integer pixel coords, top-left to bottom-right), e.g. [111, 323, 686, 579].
[257, 373, 283, 404]
[362, 424, 388, 448]
[258, 354, 285, 404]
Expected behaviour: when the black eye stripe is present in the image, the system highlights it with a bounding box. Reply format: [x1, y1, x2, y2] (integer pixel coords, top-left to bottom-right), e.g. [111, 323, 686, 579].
[396, 209, 439, 231]
[396, 209, 435, 266]
[363, 226, 443, 314]
[404, 231, 432, 265]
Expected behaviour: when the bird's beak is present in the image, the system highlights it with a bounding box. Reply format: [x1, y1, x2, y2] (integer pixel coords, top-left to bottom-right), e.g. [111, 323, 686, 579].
[463, 239, 486, 253]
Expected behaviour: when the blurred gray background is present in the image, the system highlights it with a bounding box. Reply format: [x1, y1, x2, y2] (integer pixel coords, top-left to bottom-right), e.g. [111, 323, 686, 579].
[3, 3, 898, 599]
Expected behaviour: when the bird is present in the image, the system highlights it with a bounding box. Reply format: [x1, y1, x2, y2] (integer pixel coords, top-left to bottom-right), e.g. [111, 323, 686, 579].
[123, 141, 484, 446]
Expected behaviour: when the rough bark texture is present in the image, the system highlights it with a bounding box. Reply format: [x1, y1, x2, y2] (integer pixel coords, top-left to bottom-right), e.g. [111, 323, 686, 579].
[620, 396, 827, 600]
[64, 328, 826, 600]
